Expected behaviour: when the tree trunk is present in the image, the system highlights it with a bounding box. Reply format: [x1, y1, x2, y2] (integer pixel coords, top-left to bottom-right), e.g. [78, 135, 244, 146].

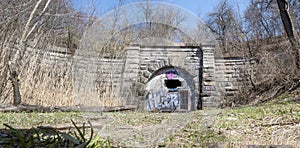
[276, 0, 300, 69]
[10, 70, 21, 105]
[9, 0, 51, 105]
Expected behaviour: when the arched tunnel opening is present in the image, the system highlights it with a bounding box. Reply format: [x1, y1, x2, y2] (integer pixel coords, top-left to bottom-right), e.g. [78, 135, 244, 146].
[145, 67, 196, 111]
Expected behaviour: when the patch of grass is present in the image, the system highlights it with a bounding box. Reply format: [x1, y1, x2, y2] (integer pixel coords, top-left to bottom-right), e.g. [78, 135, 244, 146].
[213, 101, 300, 145]
[107, 112, 166, 126]
[0, 112, 80, 128]
[216, 102, 300, 128]
[88, 136, 111, 147]
[165, 111, 226, 147]
[166, 101, 300, 146]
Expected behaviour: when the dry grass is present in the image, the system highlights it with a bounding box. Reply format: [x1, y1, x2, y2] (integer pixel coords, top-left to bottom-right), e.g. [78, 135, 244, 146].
[213, 101, 300, 146]
[1, 50, 76, 107]
[0, 47, 125, 107]
[96, 85, 123, 107]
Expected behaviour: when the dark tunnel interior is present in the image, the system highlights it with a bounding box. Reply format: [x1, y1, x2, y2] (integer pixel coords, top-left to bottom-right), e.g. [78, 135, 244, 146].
[164, 79, 182, 89]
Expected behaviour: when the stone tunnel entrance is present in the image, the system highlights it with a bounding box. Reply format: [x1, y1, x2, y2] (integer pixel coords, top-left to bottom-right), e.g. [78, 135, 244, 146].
[74, 1, 225, 108]
[119, 42, 222, 111]
[145, 66, 196, 111]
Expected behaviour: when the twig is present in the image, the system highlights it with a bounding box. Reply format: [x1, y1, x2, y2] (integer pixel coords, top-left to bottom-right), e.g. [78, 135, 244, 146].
[259, 121, 300, 127]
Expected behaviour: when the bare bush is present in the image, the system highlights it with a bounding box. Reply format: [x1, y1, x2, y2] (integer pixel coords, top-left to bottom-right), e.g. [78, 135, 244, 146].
[234, 41, 300, 105]
[0, 0, 90, 106]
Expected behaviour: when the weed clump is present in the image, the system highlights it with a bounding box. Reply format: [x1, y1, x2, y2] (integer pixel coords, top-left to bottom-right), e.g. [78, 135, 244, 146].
[0, 120, 110, 147]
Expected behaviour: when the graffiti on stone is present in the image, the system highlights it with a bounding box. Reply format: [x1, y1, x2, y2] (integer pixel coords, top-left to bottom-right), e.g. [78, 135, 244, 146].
[165, 70, 178, 79]
[145, 70, 192, 111]
[160, 93, 180, 110]
[147, 92, 180, 111]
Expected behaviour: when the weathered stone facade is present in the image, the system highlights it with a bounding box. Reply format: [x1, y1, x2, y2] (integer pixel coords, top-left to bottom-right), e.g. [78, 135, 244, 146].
[215, 57, 255, 102]
[72, 39, 227, 110]
[4, 43, 252, 109]
[121, 43, 203, 110]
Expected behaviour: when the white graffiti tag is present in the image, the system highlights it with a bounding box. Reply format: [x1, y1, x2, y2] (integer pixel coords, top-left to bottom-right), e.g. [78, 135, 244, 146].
[147, 92, 179, 111]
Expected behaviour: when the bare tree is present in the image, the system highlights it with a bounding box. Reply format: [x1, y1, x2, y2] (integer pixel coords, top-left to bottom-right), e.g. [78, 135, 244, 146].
[276, 0, 300, 68]
[231, 0, 300, 105]
[206, 0, 242, 52]
[7, 0, 51, 105]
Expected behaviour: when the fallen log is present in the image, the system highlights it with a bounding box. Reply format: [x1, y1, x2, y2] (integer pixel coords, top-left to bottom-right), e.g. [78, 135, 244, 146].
[0, 103, 137, 113]
[37, 123, 104, 131]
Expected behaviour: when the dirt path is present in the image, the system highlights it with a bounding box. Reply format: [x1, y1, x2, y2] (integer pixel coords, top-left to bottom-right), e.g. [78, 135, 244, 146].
[1, 101, 298, 147]
[80, 111, 198, 147]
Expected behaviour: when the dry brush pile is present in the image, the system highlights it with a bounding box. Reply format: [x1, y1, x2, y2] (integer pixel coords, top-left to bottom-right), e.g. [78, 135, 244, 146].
[206, 0, 300, 105]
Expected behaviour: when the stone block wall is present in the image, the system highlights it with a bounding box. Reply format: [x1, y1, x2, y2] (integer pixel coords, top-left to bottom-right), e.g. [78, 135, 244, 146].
[215, 57, 254, 103]
[119, 43, 231, 109]
[72, 50, 125, 106]
[121, 44, 202, 110]
[201, 45, 223, 107]
[20, 44, 253, 108]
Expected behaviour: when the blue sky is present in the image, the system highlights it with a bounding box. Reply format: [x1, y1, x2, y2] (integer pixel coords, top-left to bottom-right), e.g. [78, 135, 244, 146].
[72, 0, 251, 20]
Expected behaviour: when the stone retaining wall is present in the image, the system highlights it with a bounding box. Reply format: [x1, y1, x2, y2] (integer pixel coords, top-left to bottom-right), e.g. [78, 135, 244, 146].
[215, 57, 255, 103]
[5, 45, 253, 108]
